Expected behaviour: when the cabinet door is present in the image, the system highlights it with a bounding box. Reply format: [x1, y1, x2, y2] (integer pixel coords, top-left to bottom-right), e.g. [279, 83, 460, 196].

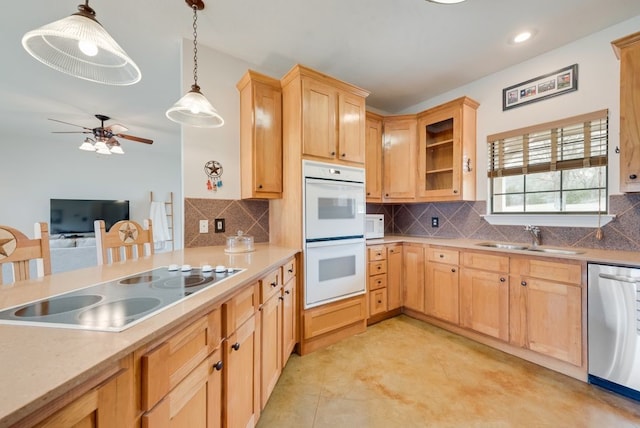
[224, 315, 259, 428]
[369, 288, 388, 316]
[365, 114, 383, 201]
[615, 35, 640, 192]
[510, 278, 582, 366]
[302, 78, 337, 160]
[383, 118, 417, 201]
[425, 262, 459, 324]
[386, 244, 403, 310]
[460, 268, 509, 341]
[260, 293, 282, 409]
[402, 245, 424, 313]
[252, 81, 283, 196]
[338, 91, 366, 164]
[142, 349, 223, 428]
[282, 277, 297, 366]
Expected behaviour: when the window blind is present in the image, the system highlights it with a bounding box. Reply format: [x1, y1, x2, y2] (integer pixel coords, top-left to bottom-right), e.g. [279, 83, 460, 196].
[487, 110, 608, 178]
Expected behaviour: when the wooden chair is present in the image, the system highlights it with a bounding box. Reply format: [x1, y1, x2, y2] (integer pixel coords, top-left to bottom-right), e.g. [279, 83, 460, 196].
[0, 222, 51, 284]
[94, 219, 154, 265]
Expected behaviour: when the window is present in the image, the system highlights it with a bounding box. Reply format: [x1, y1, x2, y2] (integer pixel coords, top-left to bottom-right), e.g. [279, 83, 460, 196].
[487, 110, 608, 214]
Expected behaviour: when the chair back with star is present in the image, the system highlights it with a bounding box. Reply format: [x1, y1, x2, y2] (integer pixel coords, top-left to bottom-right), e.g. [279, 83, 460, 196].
[0, 223, 52, 284]
[94, 219, 154, 265]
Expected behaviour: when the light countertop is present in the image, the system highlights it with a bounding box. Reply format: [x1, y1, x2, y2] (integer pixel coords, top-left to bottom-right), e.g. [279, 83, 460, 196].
[0, 243, 300, 426]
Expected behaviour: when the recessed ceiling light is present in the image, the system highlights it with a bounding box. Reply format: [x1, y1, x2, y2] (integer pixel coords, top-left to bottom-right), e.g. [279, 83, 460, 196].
[513, 31, 532, 43]
[426, 0, 466, 4]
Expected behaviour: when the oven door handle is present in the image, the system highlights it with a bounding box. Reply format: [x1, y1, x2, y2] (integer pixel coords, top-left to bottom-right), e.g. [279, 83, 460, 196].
[306, 237, 365, 248]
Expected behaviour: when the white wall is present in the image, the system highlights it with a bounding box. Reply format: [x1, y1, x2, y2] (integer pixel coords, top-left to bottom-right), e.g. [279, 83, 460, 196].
[399, 15, 640, 200]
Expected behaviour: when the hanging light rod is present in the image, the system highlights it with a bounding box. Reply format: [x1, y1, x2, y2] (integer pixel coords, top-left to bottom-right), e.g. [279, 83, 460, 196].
[166, 0, 224, 128]
[22, 1, 141, 85]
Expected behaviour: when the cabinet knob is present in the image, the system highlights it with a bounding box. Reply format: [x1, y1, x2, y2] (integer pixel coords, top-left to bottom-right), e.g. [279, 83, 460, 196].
[258, 184, 263, 189]
[341, 153, 346, 158]
[385, 193, 389, 197]
[377, 265, 382, 270]
[288, 268, 294, 273]
[279, 296, 285, 301]
[285, 290, 291, 295]
[453, 189, 458, 194]
[232, 342, 241, 351]
[521, 280, 527, 287]
[331, 151, 336, 156]
[378, 300, 382, 304]
[630, 174, 638, 180]
[367, 192, 371, 196]
[499, 277, 506, 283]
[439, 254, 444, 258]
[377, 280, 382, 285]
[214, 361, 223, 371]
[451, 268, 456, 273]
[271, 281, 277, 288]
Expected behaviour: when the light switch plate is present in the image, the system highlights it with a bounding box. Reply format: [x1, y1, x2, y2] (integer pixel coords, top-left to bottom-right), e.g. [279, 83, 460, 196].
[199, 220, 209, 233]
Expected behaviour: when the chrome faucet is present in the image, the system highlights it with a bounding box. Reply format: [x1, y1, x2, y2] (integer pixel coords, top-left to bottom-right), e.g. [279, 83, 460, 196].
[525, 225, 541, 248]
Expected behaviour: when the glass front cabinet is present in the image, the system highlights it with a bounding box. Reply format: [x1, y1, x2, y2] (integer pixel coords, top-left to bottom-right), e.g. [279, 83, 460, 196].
[417, 96, 479, 201]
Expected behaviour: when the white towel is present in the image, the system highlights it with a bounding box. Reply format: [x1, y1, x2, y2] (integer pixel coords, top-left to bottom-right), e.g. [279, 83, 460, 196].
[150, 201, 171, 250]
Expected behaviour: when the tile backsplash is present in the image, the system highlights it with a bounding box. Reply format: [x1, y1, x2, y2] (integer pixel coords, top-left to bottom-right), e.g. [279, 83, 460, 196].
[184, 198, 269, 248]
[367, 194, 640, 252]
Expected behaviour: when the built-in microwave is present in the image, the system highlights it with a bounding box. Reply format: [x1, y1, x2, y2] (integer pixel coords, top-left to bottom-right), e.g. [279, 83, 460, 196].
[365, 214, 384, 239]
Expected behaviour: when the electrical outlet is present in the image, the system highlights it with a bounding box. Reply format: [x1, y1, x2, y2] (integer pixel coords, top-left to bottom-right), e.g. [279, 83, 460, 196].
[431, 217, 439, 228]
[199, 220, 209, 233]
[215, 218, 225, 233]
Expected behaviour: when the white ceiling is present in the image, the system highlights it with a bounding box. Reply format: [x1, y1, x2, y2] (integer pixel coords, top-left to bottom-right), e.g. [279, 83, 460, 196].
[2, 0, 640, 151]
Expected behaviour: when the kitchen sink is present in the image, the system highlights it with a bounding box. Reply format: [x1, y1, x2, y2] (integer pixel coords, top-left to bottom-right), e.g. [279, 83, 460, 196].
[475, 242, 583, 255]
[476, 242, 529, 250]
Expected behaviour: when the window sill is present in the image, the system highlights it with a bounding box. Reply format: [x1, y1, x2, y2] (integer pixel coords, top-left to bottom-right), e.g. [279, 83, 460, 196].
[482, 214, 615, 228]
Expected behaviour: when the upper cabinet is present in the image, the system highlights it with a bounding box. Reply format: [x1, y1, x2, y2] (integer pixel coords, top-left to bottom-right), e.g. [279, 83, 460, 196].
[365, 112, 383, 202]
[237, 70, 283, 199]
[283, 65, 369, 165]
[382, 115, 418, 202]
[416, 96, 479, 201]
[612, 31, 640, 193]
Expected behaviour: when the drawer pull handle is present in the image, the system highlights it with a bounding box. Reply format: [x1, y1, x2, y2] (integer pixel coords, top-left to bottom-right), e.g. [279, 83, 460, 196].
[439, 254, 444, 258]
[214, 361, 223, 371]
[499, 277, 506, 283]
[271, 282, 277, 288]
[521, 281, 527, 287]
[630, 174, 638, 180]
[232, 342, 241, 351]
[285, 290, 291, 295]
[279, 296, 285, 301]
[288, 268, 294, 273]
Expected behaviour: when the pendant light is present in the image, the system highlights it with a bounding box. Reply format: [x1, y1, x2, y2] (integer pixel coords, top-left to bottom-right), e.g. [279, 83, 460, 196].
[166, 0, 224, 128]
[22, 1, 141, 85]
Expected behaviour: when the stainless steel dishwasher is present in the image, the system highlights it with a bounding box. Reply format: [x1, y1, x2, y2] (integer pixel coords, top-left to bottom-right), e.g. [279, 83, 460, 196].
[588, 263, 640, 401]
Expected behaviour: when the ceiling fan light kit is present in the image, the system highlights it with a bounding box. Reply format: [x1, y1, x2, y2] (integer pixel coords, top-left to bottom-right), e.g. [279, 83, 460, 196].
[166, 0, 224, 128]
[426, 0, 466, 4]
[22, 0, 141, 85]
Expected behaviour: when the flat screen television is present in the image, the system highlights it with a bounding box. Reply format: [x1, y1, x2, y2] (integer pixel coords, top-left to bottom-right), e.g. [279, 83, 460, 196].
[50, 199, 130, 235]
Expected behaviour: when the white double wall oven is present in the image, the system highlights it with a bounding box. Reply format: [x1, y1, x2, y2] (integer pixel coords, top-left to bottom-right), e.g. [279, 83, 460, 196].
[303, 160, 366, 309]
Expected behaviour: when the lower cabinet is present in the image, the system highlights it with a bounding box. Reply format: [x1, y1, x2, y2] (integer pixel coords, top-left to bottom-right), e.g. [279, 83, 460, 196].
[425, 247, 459, 324]
[402, 244, 425, 313]
[510, 257, 583, 367]
[386, 244, 403, 311]
[460, 251, 510, 341]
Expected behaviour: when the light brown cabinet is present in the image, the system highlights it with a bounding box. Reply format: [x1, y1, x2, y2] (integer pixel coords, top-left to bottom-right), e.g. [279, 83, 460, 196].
[295, 67, 367, 164]
[365, 112, 383, 202]
[382, 115, 417, 201]
[386, 244, 403, 311]
[612, 31, 640, 193]
[460, 251, 510, 341]
[237, 70, 283, 199]
[425, 247, 459, 324]
[367, 245, 388, 318]
[417, 96, 479, 201]
[510, 257, 583, 366]
[282, 262, 297, 365]
[402, 243, 425, 313]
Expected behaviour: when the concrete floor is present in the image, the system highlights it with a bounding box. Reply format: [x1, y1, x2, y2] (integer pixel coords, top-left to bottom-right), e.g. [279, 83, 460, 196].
[257, 315, 640, 427]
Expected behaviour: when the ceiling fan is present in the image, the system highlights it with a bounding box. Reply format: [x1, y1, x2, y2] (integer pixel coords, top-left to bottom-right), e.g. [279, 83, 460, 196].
[49, 114, 153, 154]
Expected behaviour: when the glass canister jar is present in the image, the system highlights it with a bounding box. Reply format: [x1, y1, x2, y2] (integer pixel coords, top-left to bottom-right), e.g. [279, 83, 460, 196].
[224, 230, 255, 253]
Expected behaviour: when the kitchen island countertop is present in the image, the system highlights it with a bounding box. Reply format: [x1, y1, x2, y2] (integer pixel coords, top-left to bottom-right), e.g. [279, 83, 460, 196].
[0, 243, 299, 426]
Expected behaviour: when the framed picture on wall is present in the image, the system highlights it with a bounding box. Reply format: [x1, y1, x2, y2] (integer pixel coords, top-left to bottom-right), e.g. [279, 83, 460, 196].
[502, 64, 578, 111]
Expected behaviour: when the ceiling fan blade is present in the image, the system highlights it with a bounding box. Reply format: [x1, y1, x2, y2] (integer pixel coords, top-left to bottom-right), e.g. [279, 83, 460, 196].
[106, 123, 128, 134]
[51, 131, 91, 134]
[48, 118, 92, 131]
[116, 133, 153, 144]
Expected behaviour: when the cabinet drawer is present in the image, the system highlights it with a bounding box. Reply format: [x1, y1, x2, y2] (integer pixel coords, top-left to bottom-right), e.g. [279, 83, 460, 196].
[462, 251, 509, 272]
[141, 309, 222, 411]
[260, 267, 282, 303]
[224, 283, 259, 336]
[511, 258, 582, 285]
[368, 260, 387, 276]
[283, 257, 296, 284]
[427, 247, 459, 265]
[304, 296, 366, 339]
[369, 288, 388, 316]
[368, 273, 387, 291]
[387, 244, 402, 256]
[368, 245, 387, 261]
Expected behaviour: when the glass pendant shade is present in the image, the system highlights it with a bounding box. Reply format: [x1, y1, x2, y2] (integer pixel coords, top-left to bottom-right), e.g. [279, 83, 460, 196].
[166, 84, 224, 128]
[109, 140, 124, 154]
[22, 3, 141, 85]
[79, 138, 96, 151]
